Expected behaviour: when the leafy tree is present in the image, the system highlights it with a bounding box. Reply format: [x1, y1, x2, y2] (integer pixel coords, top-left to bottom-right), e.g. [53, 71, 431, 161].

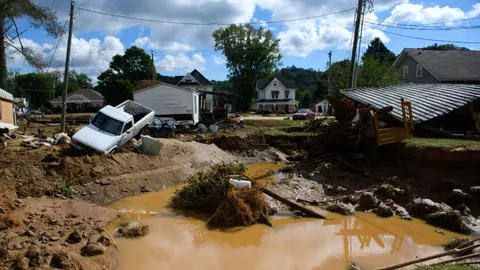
[14, 73, 54, 108]
[213, 24, 282, 111]
[328, 60, 350, 97]
[357, 56, 402, 87]
[362, 38, 396, 64]
[420, 43, 470, 51]
[312, 80, 328, 102]
[97, 46, 155, 105]
[301, 93, 311, 108]
[1, 0, 61, 89]
[53, 70, 93, 97]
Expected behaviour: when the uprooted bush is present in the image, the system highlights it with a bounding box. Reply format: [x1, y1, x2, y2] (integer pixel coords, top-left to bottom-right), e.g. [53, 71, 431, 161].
[169, 163, 271, 228]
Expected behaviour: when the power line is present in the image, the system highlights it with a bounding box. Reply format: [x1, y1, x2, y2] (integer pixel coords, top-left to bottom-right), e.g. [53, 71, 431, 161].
[46, 14, 70, 72]
[381, 29, 480, 44]
[366, 16, 480, 27]
[76, 7, 355, 25]
[364, 20, 480, 31]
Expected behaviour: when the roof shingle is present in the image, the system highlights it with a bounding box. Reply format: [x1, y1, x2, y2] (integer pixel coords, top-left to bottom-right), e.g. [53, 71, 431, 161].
[257, 74, 296, 89]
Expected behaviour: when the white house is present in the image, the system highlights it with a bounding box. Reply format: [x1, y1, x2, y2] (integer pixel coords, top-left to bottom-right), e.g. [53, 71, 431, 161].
[133, 82, 201, 124]
[175, 69, 214, 112]
[310, 100, 331, 114]
[256, 74, 299, 113]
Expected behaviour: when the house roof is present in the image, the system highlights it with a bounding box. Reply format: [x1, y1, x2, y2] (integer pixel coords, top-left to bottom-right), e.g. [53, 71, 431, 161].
[342, 83, 480, 123]
[133, 82, 199, 94]
[135, 80, 162, 91]
[0, 88, 14, 102]
[50, 88, 104, 103]
[257, 74, 296, 90]
[393, 49, 480, 82]
[190, 69, 212, 85]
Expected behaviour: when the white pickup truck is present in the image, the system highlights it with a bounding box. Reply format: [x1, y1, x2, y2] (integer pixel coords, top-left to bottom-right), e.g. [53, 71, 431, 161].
[71, 100, 155, 154]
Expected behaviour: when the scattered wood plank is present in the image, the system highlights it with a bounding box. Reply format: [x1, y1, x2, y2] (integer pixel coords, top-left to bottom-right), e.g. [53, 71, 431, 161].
[263, 188, 329, 219]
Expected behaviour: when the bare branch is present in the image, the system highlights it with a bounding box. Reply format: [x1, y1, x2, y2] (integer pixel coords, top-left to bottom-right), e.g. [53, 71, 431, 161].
[10, 18, 24, 52]
[4, 36, 44, 71]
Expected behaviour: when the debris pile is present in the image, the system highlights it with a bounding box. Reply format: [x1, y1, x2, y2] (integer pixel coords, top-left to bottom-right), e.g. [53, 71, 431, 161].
[169, 163, 271, 228]
[0, 127, 17, 146]
[20, 131, 71, 148]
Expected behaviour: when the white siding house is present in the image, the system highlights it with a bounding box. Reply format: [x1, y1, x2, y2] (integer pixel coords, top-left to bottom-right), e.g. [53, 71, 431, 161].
[133, 82, 200, 124]
[176, 69, 214, 112]
[256, 74, 299, 113]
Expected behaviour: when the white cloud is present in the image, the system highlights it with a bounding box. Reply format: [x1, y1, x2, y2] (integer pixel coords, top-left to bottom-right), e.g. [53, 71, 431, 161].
[133, 37, 149, 48]
[212, 55, 226, 65]
[466, 3, 480, 19]
[384, 3, 471, 25]
[157, 53, 206, 72]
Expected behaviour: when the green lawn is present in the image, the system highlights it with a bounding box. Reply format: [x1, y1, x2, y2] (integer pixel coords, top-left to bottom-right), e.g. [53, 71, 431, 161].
[402, 137, 480, 151]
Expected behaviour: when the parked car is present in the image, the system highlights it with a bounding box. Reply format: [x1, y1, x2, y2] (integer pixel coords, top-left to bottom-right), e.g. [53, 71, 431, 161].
[147, 118, 176, 138]
[71, 100, 155, 154]
[292, 109, 315, 120]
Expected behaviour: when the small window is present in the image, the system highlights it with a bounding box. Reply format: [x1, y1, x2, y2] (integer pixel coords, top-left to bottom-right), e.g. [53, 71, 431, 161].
[285, 90, 290, 98]
[194, 96, 197, 114]
[403, 66, 409, 79]
[185, 79, 192, 82]
[123, 121, 133, 133]
[416, 64, 423, 77]
[271, 91, 279, 99]
[274, 83, 277, 86]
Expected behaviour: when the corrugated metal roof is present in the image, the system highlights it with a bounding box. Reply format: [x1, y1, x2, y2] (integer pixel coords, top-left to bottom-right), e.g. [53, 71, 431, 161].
[342, 83, 480, 123]
[0, 88, 14, 102]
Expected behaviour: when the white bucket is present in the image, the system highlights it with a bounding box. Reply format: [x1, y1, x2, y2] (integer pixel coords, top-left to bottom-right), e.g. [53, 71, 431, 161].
[210, 124, 218, 133]
[229, 179, 251, 189]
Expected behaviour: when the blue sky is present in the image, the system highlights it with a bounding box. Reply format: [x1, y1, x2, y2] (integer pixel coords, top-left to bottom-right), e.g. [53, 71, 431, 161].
[7, 0, 480, 82]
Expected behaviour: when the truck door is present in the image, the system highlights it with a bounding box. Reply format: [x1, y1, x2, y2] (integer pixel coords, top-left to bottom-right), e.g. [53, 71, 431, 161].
[120, 120, 133, 146]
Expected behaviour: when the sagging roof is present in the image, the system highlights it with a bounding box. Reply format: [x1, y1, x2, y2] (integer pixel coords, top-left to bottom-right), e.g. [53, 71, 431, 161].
[342, 83, 480, 123]
[0, 88, 14, 102]
[257, 74, 296, 90]
[393, 49, 480, 82]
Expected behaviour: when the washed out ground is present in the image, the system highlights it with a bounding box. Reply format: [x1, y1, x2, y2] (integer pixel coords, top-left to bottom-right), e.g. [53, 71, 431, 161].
[1, 116, 480, 269]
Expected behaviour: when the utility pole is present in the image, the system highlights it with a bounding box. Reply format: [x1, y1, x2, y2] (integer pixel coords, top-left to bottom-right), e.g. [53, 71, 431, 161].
[348, 0, 363, 89]
[327, 51, 332, 94]
[151, 50, 156, 79]
[60, 0, 75, 132]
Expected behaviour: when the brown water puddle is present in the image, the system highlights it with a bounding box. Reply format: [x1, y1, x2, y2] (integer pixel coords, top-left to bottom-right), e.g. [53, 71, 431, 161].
[108, 163, 465, 270]
[244, 162, 288, 182]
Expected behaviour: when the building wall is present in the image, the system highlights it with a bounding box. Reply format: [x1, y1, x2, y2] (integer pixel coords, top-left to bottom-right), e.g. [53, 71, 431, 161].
[134, 84, 194, 116]
[397, 55, 439, 83]
[0, 99, 14, 124]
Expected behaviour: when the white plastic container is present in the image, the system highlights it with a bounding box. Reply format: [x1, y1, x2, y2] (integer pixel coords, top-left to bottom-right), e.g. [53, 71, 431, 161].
[210, 124, 218, 133]
[229, 179, 252, 189]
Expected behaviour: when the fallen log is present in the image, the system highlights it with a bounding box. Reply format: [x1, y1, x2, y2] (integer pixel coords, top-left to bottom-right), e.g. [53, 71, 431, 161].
[375, 237, 480, 270]
[263, 188, 329, 219]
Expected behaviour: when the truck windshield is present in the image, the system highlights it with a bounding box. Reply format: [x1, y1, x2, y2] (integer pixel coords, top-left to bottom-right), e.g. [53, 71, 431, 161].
[91, 112, 123, 135]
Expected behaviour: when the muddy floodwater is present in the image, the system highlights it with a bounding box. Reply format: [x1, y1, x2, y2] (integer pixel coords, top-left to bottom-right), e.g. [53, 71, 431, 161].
[109, 163, 463, 270]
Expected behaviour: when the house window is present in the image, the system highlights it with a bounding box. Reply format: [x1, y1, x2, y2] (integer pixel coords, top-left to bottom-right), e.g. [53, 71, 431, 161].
[403, 65, 409, 79]
[271, 91, 279, 99]
[416, 64, 423, 78]
[285, 90, 290, 98]
[186, 79, 192, 82]
[274, 83, 277, 86]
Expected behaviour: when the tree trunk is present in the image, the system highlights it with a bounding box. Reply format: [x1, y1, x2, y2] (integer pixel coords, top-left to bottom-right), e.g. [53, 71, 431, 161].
[0, 16, 6, 89]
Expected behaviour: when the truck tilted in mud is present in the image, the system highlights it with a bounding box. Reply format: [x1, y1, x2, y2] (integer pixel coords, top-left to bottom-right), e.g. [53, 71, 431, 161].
[71, 100, 154, 154]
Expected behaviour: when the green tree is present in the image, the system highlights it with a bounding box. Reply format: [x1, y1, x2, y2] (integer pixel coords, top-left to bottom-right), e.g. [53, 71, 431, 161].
[97, 46, 155, 105]
[420, 43, 470, 51]
[362, 38, 396, 64]
[14, 73, 54, 108]
[328, 60, 350, 97]
[53, 70, 93, 97]
[312, 80, 328, 102]
[213, 24, 282, 111]
[1, 0, 61, 89]
[357, 56, 402, 87]
[301, 93, 311, 108]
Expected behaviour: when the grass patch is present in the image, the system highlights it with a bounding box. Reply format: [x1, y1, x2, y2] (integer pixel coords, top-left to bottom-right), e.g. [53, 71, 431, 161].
[415, 265, 476, 270]
[244, 119, 306, 128]
[263, 129, 315, 137]
[402, 137, 480, 151]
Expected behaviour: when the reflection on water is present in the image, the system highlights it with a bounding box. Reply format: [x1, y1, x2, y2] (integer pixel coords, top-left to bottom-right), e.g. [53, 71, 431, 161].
[109, 187, 464, 270]
[244, 162, 288, 183]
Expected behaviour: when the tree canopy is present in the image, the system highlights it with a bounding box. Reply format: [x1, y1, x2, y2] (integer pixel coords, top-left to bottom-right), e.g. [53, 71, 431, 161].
[213, 24, 282, 111]
[51, 70, 93, 98]
[420, 43, 470, 51]
[1, 0, 61, 89]
[362, 37, 396, 63]
[14, 72, 54, 108]
[97, 46, 156, 105]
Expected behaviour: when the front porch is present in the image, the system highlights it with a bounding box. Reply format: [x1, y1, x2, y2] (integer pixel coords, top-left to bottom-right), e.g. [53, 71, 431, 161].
[257, 100, 299, 113]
